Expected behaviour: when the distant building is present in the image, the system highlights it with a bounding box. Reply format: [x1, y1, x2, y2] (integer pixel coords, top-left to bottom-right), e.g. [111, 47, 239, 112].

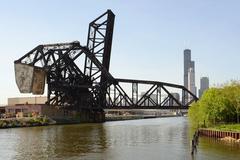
[140, 92, 181, 107]
[183, 49, 197, 102]
[5, 96, 75, 119]
[169, 93, 180, 106]
[0, 106, 5, 114]
[140, 92, 168, 106]
[184, 49, 191, 89]
[188, 67, 196, 95]
[8, 96, 47, 106]
[199, 77, 209, 98]
[6, 96, 47, 117]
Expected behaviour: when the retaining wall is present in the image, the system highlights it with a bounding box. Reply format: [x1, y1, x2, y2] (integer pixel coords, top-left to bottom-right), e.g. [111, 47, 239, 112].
[199, 128, 240, 139]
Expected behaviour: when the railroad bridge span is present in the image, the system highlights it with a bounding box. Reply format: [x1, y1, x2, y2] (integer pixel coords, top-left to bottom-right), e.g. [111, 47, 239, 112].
[14, 10, 198, 122]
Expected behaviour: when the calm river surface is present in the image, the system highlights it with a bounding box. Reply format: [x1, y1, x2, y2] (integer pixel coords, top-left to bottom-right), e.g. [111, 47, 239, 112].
[0, 117, 239, 160]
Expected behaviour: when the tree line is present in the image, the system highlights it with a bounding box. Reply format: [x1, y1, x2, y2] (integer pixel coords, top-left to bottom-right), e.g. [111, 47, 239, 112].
[188, 81, 240, 127]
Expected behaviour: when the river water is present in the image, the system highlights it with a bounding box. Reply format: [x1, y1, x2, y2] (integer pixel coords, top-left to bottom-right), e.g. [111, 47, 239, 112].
[0, 117, 239, 160]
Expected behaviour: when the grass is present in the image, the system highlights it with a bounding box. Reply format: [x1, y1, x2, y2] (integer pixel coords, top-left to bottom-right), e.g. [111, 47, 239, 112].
[0, 116, 51, 128]
[209, 124, 240, 132]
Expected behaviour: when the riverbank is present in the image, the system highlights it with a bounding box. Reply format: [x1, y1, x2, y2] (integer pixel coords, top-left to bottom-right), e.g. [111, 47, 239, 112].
[199, 126, 240, 143]
[0, 114, 181, 128]
[0, 117, 56, 128]
[105, 114, 179, 121]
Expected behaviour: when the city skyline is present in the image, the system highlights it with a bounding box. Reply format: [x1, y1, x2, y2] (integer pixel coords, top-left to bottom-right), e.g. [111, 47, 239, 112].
[1, 0, 240, 104]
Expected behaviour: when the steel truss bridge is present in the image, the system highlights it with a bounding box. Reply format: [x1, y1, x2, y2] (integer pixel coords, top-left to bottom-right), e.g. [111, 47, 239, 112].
[14, 10, 198, 111]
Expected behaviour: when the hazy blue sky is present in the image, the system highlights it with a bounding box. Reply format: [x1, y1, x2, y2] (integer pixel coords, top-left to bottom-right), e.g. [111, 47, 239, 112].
[0, 0, 240, 104]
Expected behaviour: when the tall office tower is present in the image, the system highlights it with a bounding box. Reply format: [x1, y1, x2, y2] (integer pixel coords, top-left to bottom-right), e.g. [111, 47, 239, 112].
[190, 61, 195, 71]
[188, 67, 196, 96]
[184, 49, 191, 89]
[199, 77, 209, 98]
[189, 61, 196, 95]
[183, 49, 197, 102]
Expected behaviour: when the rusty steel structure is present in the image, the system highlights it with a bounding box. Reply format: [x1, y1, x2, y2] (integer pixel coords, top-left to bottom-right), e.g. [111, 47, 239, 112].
[14, 10, 198, 110]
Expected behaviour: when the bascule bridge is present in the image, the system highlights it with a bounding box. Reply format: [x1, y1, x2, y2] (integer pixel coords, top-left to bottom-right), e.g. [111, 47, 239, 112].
[14, 10, 198, 122]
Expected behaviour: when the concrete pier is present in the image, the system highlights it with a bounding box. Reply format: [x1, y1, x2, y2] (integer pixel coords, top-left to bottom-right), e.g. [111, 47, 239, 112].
[78, 109, 105, 123]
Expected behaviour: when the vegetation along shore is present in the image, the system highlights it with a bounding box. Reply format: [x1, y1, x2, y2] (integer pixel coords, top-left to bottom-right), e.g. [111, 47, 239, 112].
[188, 81, 240, 142]
[0, 116, 55, 128]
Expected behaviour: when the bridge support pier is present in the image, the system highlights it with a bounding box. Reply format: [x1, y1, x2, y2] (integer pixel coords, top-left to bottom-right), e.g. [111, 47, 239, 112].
[78, 108, 105, 123]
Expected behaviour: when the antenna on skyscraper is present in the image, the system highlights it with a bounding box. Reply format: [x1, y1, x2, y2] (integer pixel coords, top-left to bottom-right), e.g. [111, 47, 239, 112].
[183, 40, 190, 49]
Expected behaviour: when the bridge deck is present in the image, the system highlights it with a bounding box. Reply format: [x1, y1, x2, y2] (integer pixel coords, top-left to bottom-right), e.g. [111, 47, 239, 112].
[104, 106, 189, 109]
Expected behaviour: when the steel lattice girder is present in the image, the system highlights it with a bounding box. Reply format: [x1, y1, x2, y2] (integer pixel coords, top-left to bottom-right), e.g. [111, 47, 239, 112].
[105, 78, 198, 109]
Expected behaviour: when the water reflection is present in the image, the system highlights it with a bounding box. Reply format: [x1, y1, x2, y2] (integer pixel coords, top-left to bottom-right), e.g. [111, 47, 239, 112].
[101, 118, 193, 160]
[0, 129, 19, 159]
[0, 117, 239, 160]
[196, 137, 240, 160]
[12, 124, 107, 159]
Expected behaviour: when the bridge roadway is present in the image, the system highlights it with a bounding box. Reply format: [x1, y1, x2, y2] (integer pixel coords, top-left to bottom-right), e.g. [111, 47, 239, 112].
[104, 106, 189, 110]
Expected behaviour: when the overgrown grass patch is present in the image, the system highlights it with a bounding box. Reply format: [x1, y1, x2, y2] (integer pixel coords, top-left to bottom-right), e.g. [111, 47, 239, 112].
[210, 124, 240, 132]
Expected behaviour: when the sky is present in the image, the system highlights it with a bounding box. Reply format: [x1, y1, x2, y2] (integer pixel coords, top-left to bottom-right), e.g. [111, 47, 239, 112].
[0, 0, 240, 104]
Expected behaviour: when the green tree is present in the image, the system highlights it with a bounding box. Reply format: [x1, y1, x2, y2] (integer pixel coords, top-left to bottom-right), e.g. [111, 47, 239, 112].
[223, 82, 240, 123]
[188, 81, 240, 127]
[188, 102, 201, 128]
[203, 88, 227, 125]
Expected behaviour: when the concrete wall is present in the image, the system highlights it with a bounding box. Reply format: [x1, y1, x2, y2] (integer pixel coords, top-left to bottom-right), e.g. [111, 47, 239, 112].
[41, 105, 77, 120]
